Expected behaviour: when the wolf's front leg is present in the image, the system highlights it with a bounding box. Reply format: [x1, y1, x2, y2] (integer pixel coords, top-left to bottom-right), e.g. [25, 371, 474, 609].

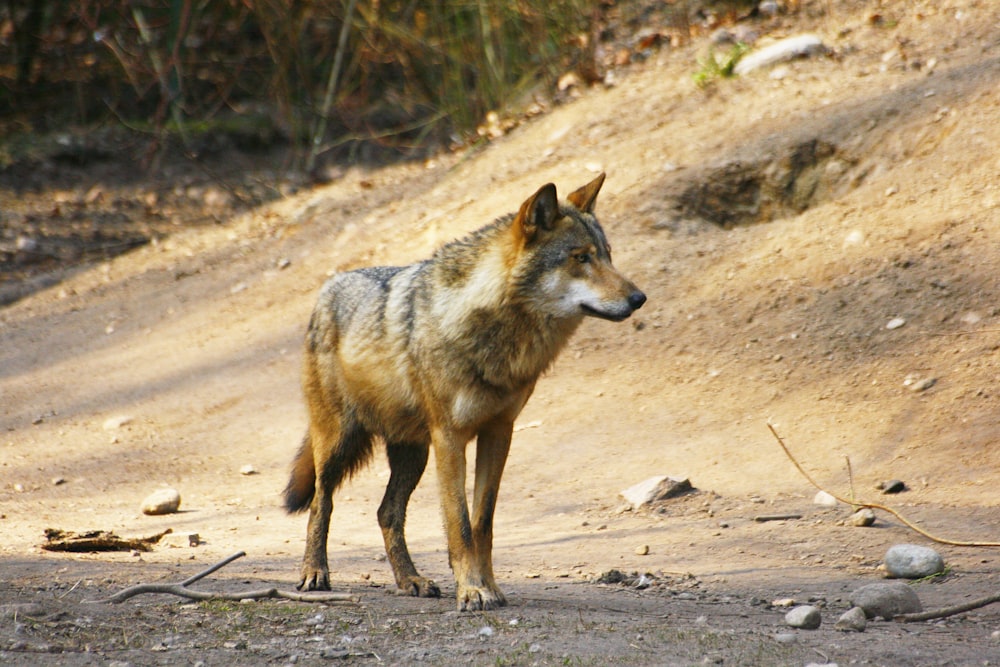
[433, 428, 506, 611]
[299, 489, 333, 590]
[468, 420, 514, 601]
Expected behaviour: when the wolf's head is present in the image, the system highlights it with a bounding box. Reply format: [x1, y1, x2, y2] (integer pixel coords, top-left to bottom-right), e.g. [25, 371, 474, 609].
[512, 173, 646, 322]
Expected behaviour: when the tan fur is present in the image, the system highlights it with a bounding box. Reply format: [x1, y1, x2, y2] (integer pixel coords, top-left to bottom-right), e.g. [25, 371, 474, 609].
[285, 174, 645, 610]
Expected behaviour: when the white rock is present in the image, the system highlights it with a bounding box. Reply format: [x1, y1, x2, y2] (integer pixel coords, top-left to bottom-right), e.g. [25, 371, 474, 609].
[239, 464, 258, 476]
[843, 230, 865, 247]
[103, 415, 134, 430]
[886, 317, 906, 330]
[141, 488, 181, 515]
[734, 34, 827, 76]
[813, 490, 838, 507]
[884, 544, 945, 579]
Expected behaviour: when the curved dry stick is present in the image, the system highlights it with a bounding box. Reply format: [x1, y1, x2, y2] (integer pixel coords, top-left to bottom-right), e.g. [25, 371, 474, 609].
[99, 584, 358, 604]
[89, 551, 358, 604]
[896, 592, 1000, 622]
[767, 423, 1000, 548]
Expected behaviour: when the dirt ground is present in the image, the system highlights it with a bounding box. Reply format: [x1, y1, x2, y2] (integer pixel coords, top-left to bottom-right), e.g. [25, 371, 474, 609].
[3, 1, 1000, 665]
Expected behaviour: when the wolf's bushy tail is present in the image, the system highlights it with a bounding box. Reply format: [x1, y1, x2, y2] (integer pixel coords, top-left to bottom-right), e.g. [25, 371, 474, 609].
[284, 435, 316, 513]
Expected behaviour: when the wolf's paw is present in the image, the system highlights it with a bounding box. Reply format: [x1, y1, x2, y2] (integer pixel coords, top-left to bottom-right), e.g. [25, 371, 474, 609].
[457, 584, 507, 611]
[396, 576, 441, 598]
[296, 567, 331, 591]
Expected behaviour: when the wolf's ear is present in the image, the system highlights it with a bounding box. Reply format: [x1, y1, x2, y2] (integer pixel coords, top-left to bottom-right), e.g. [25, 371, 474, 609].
[567, 172, 606, 214]
[515, 183, 559, 242]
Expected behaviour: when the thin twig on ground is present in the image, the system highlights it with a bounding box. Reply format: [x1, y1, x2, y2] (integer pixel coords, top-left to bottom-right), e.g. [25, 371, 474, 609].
[88, 551, 359, 605]
[767, 423, 1000, 547]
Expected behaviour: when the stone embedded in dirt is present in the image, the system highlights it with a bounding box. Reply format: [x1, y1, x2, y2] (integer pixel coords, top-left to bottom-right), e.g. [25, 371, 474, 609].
[835, 606, 868, 632]
[620, 475, 694, 508]
[635, 544, 649, 556]
[239, 464, 258, 476]
[813, 490, 838, 506]
[141, 488, 182, 515]
[884, 544, 945, 579]
[161, 532, 200, 548]
[850, 508, 876, 527]
[784, 605, 821, 629]
[886, 317, 906, 330]
[850, 582, 923, 619]
[733, 34, 828, 76]
[102, 415, 133, 430]
[878, 479, 907, 494]
[320, 648, 350, 659]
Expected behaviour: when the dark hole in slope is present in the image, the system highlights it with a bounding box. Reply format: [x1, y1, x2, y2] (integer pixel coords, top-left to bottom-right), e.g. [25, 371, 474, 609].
[673, 139, 861, 228]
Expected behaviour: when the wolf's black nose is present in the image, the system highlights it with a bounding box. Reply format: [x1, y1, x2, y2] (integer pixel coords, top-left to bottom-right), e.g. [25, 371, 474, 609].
[628, 290, 647, 310]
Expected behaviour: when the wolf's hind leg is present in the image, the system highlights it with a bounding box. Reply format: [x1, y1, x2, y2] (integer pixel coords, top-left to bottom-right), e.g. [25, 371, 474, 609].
[378, 442, 440, 597]
[299, 410, 373, 591]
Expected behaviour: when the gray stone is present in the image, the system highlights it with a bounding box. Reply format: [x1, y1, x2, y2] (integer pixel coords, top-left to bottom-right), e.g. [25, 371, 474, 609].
[884, 544, 945, 579]
[141, 488, 181, 515]
[834, 606, 867, 632]
[850, 582, 922, 619]
[784, 605, 821, 629]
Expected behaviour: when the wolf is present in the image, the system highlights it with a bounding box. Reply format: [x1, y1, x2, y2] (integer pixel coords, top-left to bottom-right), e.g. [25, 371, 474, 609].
[284, 173, 645, 611]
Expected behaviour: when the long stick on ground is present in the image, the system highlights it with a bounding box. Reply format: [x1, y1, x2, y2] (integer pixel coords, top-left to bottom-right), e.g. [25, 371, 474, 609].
[767, 423, 1000, 548]
[895, 592, 1000, 622]
[89, 551, 359, 604]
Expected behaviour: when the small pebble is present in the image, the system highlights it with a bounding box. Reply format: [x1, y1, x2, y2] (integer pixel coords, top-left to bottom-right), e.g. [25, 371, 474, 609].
[477, 626, 494, 638]
[907, 377, 937, 392]
[886, 317, 906, 330]
[850, 508, 876, 527]
[835, 606, 867, 632]
[239, 464, 258, 476]
[103, 415, 134, 430]
[635, 545, 649, 556]
[813, 490, 838, 507]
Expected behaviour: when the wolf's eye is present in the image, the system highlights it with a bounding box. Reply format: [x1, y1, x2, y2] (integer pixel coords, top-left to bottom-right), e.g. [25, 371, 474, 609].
[577, 252, 592, 264]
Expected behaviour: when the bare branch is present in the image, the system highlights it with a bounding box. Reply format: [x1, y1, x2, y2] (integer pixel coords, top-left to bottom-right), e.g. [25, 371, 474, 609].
[88, 551, 359, 605]
[767, 423, 1000, 548]
[896, 592, 1000, 622]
